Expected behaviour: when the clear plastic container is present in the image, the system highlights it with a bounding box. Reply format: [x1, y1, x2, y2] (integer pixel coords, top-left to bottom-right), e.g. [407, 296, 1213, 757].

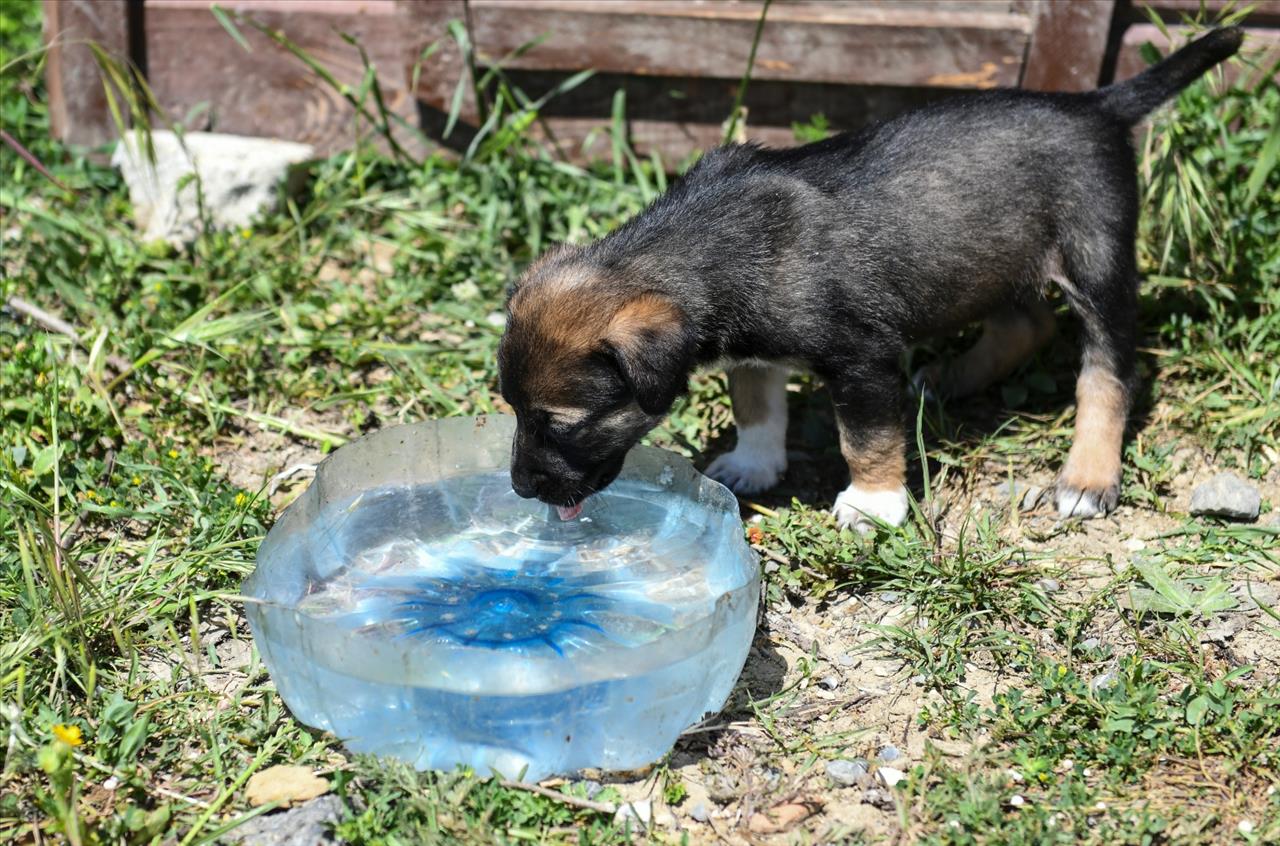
[243, 416, 759, 781]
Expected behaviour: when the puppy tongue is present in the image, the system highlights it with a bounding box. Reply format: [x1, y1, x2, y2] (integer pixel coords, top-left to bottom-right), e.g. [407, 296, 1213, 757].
[556, 503, 584, 521]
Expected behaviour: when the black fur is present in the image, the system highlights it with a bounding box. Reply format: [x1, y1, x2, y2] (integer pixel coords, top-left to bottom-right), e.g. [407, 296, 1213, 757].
[500, 29, 1242, 512]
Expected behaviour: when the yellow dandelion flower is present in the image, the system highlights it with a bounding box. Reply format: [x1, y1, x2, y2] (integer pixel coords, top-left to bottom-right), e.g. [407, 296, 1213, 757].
[168, 449, 179, 459]
[110, 500, 122, 508]
[84, 490, 97, 501]
[132, 475, 142, 486]
[1058, 665, 1068, 677]
[240, 227, 253, 239]
[52, 724, 83, 746]
[35, 372, 47, 387]
[235, 492, 247, 507]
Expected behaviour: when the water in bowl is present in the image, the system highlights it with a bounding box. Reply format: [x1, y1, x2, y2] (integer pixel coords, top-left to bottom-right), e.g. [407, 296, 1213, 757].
[246, 469, 758, 781]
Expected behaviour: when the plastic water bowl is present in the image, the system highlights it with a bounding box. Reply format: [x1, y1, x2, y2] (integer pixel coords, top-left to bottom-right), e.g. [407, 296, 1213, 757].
[243, 415, 759, 781]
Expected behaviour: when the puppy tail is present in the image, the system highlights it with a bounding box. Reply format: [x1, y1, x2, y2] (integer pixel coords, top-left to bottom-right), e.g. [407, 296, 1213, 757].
[1095, 26, 1243, 125]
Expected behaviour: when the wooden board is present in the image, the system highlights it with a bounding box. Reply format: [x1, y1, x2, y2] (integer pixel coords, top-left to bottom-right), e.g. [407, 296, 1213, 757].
[44, 0, 132, 149]
[453, 0, 1033, 89]
[1022, 0, 1116, 91]
[140, 0, 430, 158]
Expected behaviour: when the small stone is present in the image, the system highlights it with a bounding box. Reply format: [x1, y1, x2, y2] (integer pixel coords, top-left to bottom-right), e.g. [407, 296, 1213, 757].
[1006, 768, 1025, 784]
[878, 745, 902, 762]
[580, 780, 603, 800]
[880, 592, 900, 603]
[997, 480, 1045, 510]
[102, 776, 120, 791]
[1034, 578, 1061, 594]
[1010, 794, 1026, 807]
[614, 799, 652, 829]
[1124, 537, 1146, 552]
[1090, 670, 1117, 691]
[226, 795, 345, 846]
[1190, 473, 1261, 521]
[825, 758, 868, 786]
[1238, 820, 1255, 835]
[1080, 638, 1101, 650]
[689, 802, 709, 823]
[838, 653, 858, 667]
[877, 766, 907, 788]
[244, 766, 329, 808]
[861, 787, 895, 809]
[818, 675, 840, 691]
[706, 774, 739, 804]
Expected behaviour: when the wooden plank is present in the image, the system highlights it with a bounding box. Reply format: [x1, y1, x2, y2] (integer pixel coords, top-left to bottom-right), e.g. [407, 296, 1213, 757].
[1128, 0, 1280, 25]
[44, 0, 133, 148]
[140, 0, 432, 157]
[1114, 23, 1280, 88]
[1022, 0, 1116, 91]
[455, 0, 1032, 89]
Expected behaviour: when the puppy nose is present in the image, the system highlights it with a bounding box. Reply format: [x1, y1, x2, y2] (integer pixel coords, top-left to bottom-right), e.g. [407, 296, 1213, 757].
[511, 465, 548, 499]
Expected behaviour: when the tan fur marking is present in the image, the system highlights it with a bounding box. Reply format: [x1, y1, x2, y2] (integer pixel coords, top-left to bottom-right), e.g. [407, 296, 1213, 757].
[923, 302, 1055, 398]
[837, 425, 906, 492]
[1061, 367, 1126, 491]
[507, 274, 679, 406]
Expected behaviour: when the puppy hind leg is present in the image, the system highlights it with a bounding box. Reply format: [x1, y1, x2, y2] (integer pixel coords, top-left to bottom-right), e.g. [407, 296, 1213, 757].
[706, 364, 789, 495]
[913, 300, 1056, 400]
[1055, 255, 1137, 519]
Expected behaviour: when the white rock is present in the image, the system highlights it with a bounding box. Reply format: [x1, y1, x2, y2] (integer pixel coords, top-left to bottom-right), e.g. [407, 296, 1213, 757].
[1010, 794, 1026, 807]
[113, 130, 314, 244]
[1238, 820, 1254, 834]
[614, 799, 652, 828]
[877, 766, 907, 788]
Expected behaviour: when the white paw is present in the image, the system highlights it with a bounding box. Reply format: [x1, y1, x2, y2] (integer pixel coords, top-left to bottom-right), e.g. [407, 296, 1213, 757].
[706, 447, 786, 495]
[909, 367, 939, 404]
[1055, 485, 1116, 520]
[832, 484, 910, 533]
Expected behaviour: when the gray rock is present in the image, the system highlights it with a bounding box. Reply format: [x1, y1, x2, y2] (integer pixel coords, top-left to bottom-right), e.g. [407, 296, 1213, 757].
[224, 795, 344, 846]
[996, 480, 1046, 510]
[818, 675, 840, 691]
[862, 787, 895, 808]
[579, 779, 603, 800]
[837, 653, 858, 668]
[825, 758, 868, 786]
[877, 744, 902, 762]
[1035, 578, 1061, 594]
[879, 592, 900, 603]
[614, 799, 652, 829]
[689, 802, 709, 823]
[113, 130, 314, 244]
[1080, 638, 1101, 651]
[1190, 473, 1261, 521]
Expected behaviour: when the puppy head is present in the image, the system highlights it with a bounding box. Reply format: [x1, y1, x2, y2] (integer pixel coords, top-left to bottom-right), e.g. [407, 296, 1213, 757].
[498, 259, 694, 509]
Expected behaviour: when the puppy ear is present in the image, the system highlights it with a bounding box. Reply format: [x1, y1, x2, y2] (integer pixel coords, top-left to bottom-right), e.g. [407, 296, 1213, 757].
[604, 293, 695, 415]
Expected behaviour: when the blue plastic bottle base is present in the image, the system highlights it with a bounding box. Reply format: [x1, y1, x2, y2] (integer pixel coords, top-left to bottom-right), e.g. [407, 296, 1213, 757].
[246, 458, 758, 782]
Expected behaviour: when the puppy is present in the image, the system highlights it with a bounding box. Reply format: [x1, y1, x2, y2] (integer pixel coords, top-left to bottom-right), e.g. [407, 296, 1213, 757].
[498, 29, 1242, 529]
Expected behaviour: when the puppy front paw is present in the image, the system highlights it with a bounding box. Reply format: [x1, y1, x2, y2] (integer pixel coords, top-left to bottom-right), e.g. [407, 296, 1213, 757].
[1054, 481, 1119, 519]
[832, 484, 910, 533]
[706, 447, 786, 495]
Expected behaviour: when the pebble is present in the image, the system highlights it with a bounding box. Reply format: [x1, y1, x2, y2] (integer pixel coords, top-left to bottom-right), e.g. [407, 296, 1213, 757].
[1010, 794, 1026, 807]
[1006, 768, 1025, 784]
[1123, 537, 1146, 551]
[878, 745, 902, 763]
[224, 795, 345, 846]
[825, 758, 868, 786]
[1080, 638, 1101, 651]
[818, 675, 840, 691]
[880, 592, 900, 603]
[689, 802, 709, 823]
[861, 787, 895, 809]
[580, 780, 603, 800]
[614, 799, 652, 828]
[1190, 472, 1261, 521]
[996, 480, 1045, 510]
[1034, 578, 1061, 594]
[1238, 820, 1255, 835]
[877, 766, 907, 788]
[838, 653, 858, 667]
[1090, 670, 1117, 691]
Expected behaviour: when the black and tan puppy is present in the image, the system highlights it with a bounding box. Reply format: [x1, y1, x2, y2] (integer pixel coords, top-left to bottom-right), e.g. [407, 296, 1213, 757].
[498, 29, 1242, 529]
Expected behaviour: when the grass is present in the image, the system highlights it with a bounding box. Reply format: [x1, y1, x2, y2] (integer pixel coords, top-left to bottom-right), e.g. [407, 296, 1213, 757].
[2, 0, 1279, 843]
